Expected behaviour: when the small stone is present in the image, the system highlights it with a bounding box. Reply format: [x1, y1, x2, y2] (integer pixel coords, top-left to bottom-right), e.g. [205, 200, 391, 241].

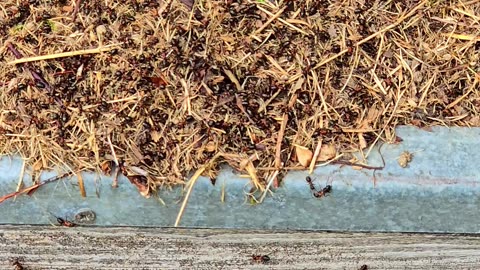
[74, 208, 96, 224]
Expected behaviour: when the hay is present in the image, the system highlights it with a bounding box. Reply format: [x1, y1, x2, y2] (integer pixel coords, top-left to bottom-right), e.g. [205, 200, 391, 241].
[1, 0, 479, 197]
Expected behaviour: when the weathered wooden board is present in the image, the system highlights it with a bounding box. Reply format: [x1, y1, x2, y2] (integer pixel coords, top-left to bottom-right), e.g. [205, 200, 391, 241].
[1, 226, 479, 269]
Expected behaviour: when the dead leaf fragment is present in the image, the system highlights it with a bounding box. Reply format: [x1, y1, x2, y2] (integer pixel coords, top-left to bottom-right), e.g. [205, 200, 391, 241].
[205, 141, 216, 152]
[364, 106, 381, 126]
[100, 160, 114, 176]
[126, 175, 150, 198]
[358, 133, 367, 149]
[245, 160, 262, 190]
[317, 144, 337, 161]
[295, 145, 313, 167]
[150, 130, 161, 142]
[393, 136, 403, 144]
[328, 25, 337, 38]
[62, 5, 73, 12]
[129, 166, 149, 176]
[33, 159, 43, 171]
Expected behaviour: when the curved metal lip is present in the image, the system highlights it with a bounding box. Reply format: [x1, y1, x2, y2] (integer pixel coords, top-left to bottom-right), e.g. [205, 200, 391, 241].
[1, 126, 479, 233]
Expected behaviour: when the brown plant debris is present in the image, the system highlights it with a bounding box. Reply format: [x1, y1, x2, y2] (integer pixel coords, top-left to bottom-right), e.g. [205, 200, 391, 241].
[295, 145, 313, 168]
[1, 1, 480, 197]
[0, 172, 73, 203]
[398, 151, 414, 168]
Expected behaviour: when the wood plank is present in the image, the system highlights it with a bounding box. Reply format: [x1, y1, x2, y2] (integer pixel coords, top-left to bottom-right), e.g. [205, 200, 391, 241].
[1, 226, 479, 269]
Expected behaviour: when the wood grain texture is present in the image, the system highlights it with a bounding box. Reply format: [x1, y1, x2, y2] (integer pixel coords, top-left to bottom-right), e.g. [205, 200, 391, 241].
[1, 226, 480, 269]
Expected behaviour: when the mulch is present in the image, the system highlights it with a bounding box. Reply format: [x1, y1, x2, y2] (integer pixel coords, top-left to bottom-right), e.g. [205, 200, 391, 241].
[1, 0, 479, 198]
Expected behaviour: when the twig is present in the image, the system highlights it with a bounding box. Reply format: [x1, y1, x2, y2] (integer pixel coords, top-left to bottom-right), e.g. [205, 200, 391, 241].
[446, 76, 478, 109]
[72, 0, 82, 21]
[175, 153, 221, 227]
[235, 94, 255, 125]
[329, 143, 386, 172]
[273, 114, 288, 188]
[464, 0, 480, 5]
[113, 165, 121, 189]
[6, 42, 25, 59]
[223, 69, 242, 91]
[107, 135, 119, 166]
[77, 172, 86, 197]
[311, 70, 331, 119]
[309, 139, 322, 174]
[181, 79, 193, 116]
[107, 134, 120, 188]
[245, 160, 263, 191]
[158, 0, 174, 14]
[257, 166, 311, 171]
[8, 44, 121, 65]
[256, 5, 308, 35]
[14, 161, 26, 201]
[331, 160, 384, 170]
[372, 143, 387, 188]
[179, 0, 194, 10]
[257, 155, 343, 171]
[6, 42, 52, 92]
[252, 6, 286, 37]
[258, 170, 278, 203]
[257, 87, 282, 113]
[0, 172, 73, 204]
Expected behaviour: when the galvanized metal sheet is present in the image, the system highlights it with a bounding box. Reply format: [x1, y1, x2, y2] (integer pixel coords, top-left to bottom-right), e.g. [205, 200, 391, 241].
[1, 126, 479, 232]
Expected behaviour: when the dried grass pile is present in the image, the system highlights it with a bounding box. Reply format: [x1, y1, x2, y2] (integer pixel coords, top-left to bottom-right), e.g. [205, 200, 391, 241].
[1, 0, 479, 198]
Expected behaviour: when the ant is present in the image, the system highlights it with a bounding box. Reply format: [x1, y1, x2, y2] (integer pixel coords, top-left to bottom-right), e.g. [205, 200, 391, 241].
[251, 254, 270, 264]
[306, 175, 333, 198]
[11, 258, 23, 270]
[313, 185, 332, 198]
[56, 217, 76, 227]
[305, 176, 316, 190]
[359, 265, 368, 270]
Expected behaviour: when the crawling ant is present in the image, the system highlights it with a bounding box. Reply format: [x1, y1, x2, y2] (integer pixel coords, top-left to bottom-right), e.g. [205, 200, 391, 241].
[56, 217, 76, 227]
[11, 258, 23, 270]
[305, 176, 316, 190]
[313, 185, 332, 198]
[306, 176, 333, 198]
[359, 264, 368, 270]
[252, 254, 270, 264]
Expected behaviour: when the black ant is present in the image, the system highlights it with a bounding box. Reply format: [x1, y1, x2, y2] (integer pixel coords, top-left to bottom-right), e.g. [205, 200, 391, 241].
[252, 254, 270, 264]
[359, 264, 368, 270]
[306, 175, 332, 198]
[305, 176, 316, 190]
[56, 217, 76, 227]
[313, 185, 332, 198]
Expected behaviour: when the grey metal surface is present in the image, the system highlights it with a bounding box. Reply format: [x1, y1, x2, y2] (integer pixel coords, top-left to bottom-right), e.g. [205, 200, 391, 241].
[1, 126, 480, 232]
